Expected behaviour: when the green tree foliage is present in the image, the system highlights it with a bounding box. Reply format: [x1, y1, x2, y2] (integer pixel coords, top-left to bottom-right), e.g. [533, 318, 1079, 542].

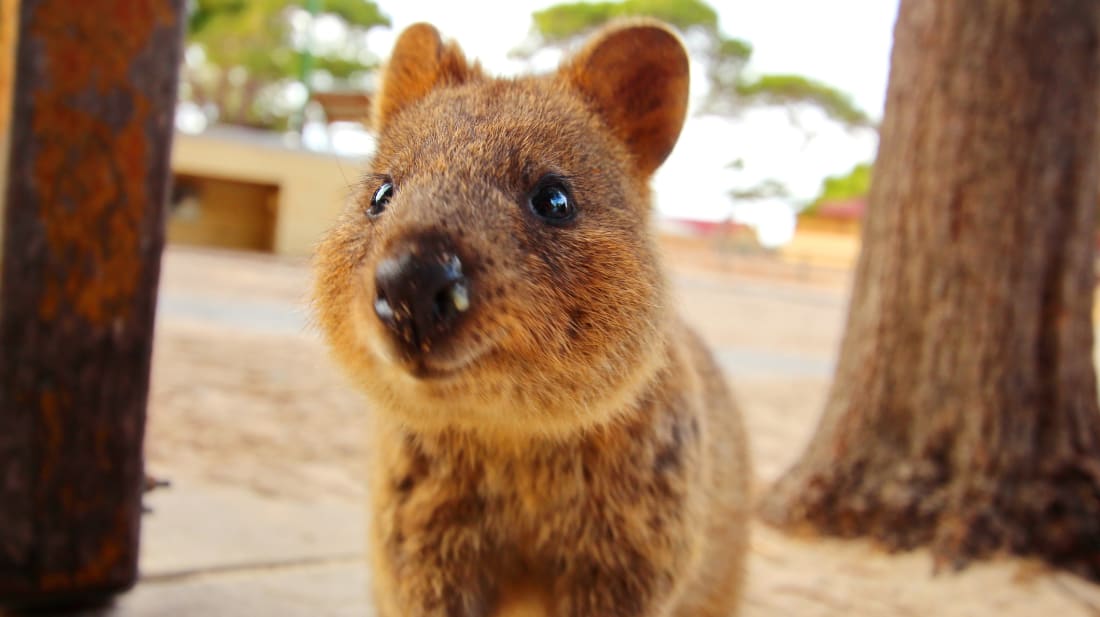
[737, 75, 873, 130]
[183, 0, 389, 130]
[532, 0, 723, 39]
[522, 0, 871, 129]
[803, 161, 872, 215]
[729, 178, 790, 202]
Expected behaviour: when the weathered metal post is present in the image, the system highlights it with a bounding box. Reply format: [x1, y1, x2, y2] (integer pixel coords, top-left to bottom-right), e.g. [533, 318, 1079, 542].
[0, 0, 183, 609]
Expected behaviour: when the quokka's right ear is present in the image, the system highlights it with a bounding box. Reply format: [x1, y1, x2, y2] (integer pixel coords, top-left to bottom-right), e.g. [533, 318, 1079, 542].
[371, 23, 477, 132]
[561, 20, 690, 178]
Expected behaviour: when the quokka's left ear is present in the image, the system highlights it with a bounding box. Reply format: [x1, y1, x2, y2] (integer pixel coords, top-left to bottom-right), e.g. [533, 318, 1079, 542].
[561, 19, 690, 177]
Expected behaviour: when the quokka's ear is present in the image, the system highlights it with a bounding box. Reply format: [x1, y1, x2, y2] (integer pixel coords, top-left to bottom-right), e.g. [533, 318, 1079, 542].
[562, 20, 690, 177]
[371, 23, 476, 132]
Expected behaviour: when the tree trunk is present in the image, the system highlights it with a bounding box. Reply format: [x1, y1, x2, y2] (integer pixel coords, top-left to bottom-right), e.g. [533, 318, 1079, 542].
[761, 0, 1100, 579]
[0, 0, 183, 609]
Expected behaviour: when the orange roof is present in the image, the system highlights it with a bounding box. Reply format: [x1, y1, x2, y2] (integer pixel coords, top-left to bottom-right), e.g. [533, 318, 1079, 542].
[815, 197, 867, 221]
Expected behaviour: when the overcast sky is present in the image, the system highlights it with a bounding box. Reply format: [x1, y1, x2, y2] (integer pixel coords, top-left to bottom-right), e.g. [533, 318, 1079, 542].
[363, 1, 901, 244]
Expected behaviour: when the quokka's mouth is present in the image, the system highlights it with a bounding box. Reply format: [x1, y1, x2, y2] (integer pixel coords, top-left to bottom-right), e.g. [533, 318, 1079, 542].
[390, 337, 497, 382]
[404, 359, 465, 380]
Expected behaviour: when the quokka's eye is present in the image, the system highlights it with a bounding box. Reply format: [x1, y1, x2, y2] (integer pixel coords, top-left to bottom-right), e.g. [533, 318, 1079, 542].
[528, 177, 576, 225]
[368, 181, 395, 218]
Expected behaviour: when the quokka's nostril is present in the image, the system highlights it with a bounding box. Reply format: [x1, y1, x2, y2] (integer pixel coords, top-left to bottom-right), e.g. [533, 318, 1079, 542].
[431, 280, 469, 325]
[432, 293, 449, 324]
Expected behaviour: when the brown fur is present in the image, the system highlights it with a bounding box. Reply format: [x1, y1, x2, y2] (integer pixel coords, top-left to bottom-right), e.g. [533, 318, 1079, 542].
[313, 20, 750, 617]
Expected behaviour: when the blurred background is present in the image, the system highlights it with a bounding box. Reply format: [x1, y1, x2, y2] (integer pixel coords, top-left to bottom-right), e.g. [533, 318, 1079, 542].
[169, 0, 895, 270]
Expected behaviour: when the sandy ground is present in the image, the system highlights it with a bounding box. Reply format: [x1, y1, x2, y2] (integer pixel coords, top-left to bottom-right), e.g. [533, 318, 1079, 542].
[143, 244, 1100, 616]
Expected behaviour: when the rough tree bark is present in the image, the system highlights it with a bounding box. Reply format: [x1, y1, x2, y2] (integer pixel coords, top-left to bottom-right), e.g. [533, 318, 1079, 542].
[0, 0, 183, 609]
[761, 0, 1100, 579]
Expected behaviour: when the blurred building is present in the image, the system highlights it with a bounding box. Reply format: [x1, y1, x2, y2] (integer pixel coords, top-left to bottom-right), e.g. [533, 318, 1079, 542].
[780, 198, 865, 270]
[169, 126, 365, 256]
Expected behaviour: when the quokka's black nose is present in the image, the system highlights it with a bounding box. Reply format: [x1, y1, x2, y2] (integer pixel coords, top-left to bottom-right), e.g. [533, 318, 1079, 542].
[373, 238, 470, 351]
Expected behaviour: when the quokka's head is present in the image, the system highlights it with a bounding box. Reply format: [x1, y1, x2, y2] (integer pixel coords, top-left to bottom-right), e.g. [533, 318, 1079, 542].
[314, 20, 690, 437]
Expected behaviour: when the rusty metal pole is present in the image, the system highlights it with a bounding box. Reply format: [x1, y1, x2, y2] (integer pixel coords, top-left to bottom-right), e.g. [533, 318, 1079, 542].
[0, 0, 183, 610]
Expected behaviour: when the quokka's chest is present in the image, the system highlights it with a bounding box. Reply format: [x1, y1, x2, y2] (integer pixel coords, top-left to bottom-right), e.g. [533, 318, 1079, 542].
[374, 421, 703, 534]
